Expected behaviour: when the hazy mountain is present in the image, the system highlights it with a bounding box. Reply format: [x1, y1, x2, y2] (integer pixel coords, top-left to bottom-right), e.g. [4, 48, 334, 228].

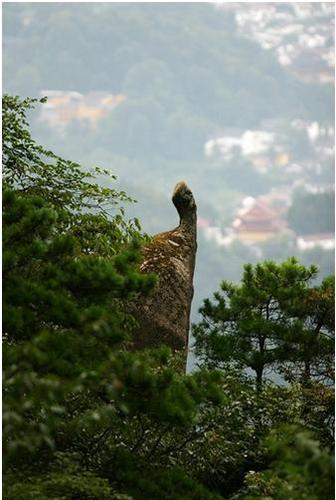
[3, 2, 334, 368]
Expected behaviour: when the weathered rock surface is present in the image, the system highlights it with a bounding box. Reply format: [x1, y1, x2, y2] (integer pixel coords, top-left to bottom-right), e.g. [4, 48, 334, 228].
[130, 181, 197, 352]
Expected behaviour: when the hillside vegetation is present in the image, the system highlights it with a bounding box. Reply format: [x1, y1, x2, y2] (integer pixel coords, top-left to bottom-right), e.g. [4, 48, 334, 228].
[3, 2, 334, 330]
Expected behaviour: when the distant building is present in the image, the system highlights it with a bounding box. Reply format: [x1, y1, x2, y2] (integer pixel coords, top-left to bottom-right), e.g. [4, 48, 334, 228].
[39, 90, 125, 129]
[204, 129, 275, 160]
[217, 2, 334, 85]
[232, 197, 288, 242]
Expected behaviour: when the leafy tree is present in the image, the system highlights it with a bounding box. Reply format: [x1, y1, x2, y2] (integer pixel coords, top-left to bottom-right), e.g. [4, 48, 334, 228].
[235, 425, 334, 500]
[3, 95, 222, 499]
[3, 95, 334, 500]
[4, 4, 333, 298]
[193, 258, 334, 392]
[3, 94, 155, 468]
[2, 95, 143, 254]
[134, 371, 333, 498]
[280, 275, 334, 386]
[169, 374, 304, 497]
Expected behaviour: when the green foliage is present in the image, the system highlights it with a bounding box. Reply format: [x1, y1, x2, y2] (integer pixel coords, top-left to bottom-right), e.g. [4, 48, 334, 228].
[280, 274, 335, 386]
[4, 3, 333, 172]
[236, 425, 334, 500]
[192, 260, 334, 498]
[4, 3, 332, 127]
[2, 94, 144, 254]
[3, 95, 334, 500]
[4, 471, 115, 500]
[167, 374, 304, 496]
[3, 3, 334, 317]
[3, 95, 224, 499]
[194, 258, 334, 391]
[3, 96, 156, 471]
[115, 465, 222, 500]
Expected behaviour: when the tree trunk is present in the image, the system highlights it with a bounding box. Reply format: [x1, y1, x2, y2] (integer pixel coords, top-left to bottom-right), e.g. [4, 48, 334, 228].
[256, 367, 263, 394]
[302, 360, 312, 386]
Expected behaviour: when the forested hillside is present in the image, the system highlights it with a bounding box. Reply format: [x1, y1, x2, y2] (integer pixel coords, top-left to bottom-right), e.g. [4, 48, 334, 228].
[3, 2, 334, 357]
[3, 3, 334, 338]
[3, 3, 332, 123]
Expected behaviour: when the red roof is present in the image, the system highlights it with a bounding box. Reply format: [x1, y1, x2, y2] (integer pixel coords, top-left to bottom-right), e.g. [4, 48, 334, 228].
[235, 200, 287, 233]
[240, 201, 279, 222]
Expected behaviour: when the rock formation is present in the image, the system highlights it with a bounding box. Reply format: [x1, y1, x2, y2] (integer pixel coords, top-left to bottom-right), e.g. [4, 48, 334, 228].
[130, 181, 197, 352]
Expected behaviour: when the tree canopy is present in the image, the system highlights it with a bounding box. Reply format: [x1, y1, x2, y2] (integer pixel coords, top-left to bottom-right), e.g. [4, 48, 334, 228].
[3, 95, 222, 498]
[3, 95, 334, 499]
[193, 259, 334, 391]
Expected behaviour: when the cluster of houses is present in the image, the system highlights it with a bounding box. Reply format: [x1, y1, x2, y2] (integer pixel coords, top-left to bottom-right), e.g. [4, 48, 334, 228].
[39, 90, 125, 129]
[204, 128, 290, 173]
[204, 117, 334, 178]
[198, 187, 334, 252]
[218, 2, 334, 85]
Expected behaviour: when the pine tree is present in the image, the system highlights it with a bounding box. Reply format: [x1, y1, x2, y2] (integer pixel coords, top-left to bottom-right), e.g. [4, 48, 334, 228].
[4, 95, 333, 499]
[3, 95, 222, 499]
[193, 259, 334, 392]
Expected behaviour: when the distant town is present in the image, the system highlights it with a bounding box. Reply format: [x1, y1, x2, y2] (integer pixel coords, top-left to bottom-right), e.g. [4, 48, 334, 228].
[38, 87, 335, 257]
[39, 90, 125, 129]
[216, 2, 334, 84]
[198, 187, 334, 253]
[28, 1, 334, 265]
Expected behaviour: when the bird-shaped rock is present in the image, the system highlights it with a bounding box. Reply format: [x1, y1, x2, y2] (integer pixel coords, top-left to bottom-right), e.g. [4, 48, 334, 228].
[130, 181, 197, 352]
